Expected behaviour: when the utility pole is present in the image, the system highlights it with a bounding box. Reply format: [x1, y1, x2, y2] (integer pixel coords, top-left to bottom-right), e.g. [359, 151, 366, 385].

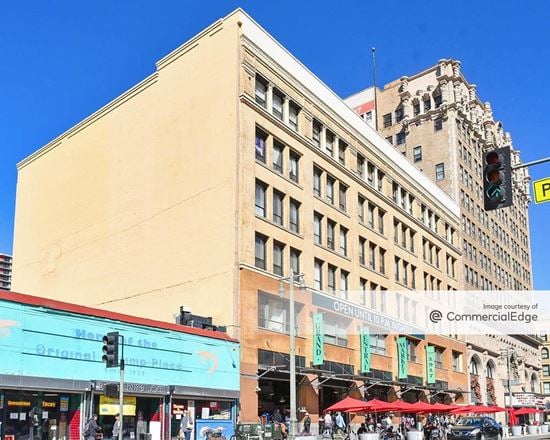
[119, 335, 125, 440]
[279, 270, 306, 440]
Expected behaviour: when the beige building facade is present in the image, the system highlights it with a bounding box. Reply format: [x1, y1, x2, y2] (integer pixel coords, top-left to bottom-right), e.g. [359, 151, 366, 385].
[12, 11, 471, 422]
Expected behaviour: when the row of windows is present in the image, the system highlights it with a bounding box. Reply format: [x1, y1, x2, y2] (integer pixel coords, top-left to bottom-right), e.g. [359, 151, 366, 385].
[394, 220, 416, 253]
[255, 180, 301, 233]
[359, 196, 385, 234]
[254, 233, 301, 276]
[422, 238, 441, 269]
[255, 75, 301, 131]
[313, 212, 349, 256]
[312, 119, 348, 166]
[313, 166, 348, 212]
[359, 238, 386, 274]
[394, 257, 416, 289]
[255, 128, 301, 183]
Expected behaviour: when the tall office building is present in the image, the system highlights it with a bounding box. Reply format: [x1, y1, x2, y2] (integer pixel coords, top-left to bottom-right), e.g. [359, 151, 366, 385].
[0, 253, 12, 291]
[345, 61, 541, 416]
[12, 11, 471, 422]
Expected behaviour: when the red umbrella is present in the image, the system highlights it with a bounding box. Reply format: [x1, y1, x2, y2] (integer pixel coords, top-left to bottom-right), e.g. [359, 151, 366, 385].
[407, 401, 436, 413]
[344, 398, 405, 414]
[514, 407, 541, 415]
[484, 405, 507, 413]
[451, 405, 474, 414]
[325, 396, 368, 412]
[430, 403, 457, 413]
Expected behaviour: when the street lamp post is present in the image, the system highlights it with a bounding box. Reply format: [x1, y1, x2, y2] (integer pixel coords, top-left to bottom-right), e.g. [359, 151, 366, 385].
[501, 348, 517, 425]
[279, 269, 305, 440]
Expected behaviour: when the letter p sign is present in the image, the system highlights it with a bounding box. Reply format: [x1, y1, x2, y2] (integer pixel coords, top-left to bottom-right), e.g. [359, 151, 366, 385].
[533, 177, 550, 204]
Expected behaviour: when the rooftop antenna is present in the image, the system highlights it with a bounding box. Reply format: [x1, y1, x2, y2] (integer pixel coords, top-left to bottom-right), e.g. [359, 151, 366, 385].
[372, 47, 378, 131]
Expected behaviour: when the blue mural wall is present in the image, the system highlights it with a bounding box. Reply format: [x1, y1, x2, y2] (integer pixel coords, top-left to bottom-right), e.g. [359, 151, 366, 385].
[0, 299, 239, 391]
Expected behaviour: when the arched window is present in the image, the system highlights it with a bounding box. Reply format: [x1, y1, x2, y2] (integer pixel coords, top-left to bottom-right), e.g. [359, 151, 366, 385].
[469, 357, 479, 375]
[486, 362, 495, 379]
[542, 348, 549, 360]
[531, 373, 538, 393]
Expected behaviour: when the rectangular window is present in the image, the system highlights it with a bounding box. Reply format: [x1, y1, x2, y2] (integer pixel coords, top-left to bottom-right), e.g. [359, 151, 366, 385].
[435, 347, 444, 369]
[340, 271, 349, 299]
[325, 131, 334, 156]
[394, 220, 399, 245]
[313, 166, 322, 197]
[360, 278, 367, 305]
[413, 146, 422, 162]
[324, 314, 348, 347]
[357, 154, 365, 178]
[289, 102, 300, 131]
[394, 257, 400, 282]
[407, 339, 417, 362]
[255, 128, 267, 162]
[358, 196, 365, 223]
[339, 184, 347, 212]
[290, 248, 301, 274]
[273, 241, 284, 276]
[543, 365, 550, 376]
[434, 94, 442, 108]
[255, 180, 267, 217]
[326, 176, 335, 204]
[338, 141, 346, 165]
[340, 227, 348, 256]
[255, 233, 267, 270]
[359, 237, 366, 265]
[289, 151, 299, 183]
[378, 210, 385, 234]
[314, 213, 323, 245]
[327, 265, 336, 293]
[383, 113, 392, 128]
[312, 120, 322, 148]
[424, 98, 431, 112]
[369, 243, 376, 271]
[314, 259, 323, 290]
[273, 140, 284, 173]
[273, 190, 284, 225]
[327, 220, 336, 250]
[452, 351, 462, 372]
[255, 76, 268, 107]
[379, 249, 386, 274]
[395, 107, 404, 122]
[413, 102, 420, 116]
[370, 334, 387, 355]
[258, 294, 289, 333]
[434, 117, 443, 131]
[396, 131, 406, 145]
[435, 163, 445, 180]
[368, 203, 375, 228]
[289, 199, 300, 233]
[272, 89, 284, 120]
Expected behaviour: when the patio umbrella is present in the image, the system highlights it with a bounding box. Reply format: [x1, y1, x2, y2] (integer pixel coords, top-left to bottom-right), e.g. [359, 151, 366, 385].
[430, 403, 457, 413]
[514, 407, 540, 415]
[484, 405, 507, 413]
[406, 401, 436, 413]
[325, 396, 368, 412]
[508, 408, 518, 426]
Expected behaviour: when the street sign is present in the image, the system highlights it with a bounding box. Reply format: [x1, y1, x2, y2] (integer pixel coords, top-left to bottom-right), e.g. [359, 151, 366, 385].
[533, 177, 550, 204]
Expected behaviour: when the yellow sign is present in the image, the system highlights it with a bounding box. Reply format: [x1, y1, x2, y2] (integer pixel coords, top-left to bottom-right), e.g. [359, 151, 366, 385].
[99, 396, 136, 416]
[533, 177, 550, 204]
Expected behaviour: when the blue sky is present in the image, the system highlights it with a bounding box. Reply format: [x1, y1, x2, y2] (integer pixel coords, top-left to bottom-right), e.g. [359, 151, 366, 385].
[1, 1, 549, 288]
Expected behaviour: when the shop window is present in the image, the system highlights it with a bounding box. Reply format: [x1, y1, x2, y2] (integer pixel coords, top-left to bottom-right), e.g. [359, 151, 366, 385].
[324, 314, 349, 347]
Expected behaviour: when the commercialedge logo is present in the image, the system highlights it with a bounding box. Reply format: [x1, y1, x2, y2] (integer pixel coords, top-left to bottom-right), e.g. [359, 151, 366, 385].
[446, 311, 538, 324]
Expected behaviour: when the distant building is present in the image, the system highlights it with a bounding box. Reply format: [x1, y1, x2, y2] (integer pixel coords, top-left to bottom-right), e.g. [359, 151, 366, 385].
[0, 253, 12, 291]
[345, 61, 540, 418]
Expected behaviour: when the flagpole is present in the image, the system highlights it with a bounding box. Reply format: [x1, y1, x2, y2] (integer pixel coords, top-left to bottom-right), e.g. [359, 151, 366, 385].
[372, 47, 378, 131]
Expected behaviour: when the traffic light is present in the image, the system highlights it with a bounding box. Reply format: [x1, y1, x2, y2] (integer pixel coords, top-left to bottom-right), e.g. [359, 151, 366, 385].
[102, 332, 119, 368]
[483, 146, 513, 211]
[104, 383, 119, 398]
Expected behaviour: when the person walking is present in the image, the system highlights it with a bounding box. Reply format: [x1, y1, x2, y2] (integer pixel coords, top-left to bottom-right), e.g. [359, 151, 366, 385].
[112, 414, 122, 440]
[335, 412, 346, 434]
[180, 410, 193, 440]
[303, 413, 311, 434]
[84, 414, 101, 440]
[323, 412, 333, 438]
